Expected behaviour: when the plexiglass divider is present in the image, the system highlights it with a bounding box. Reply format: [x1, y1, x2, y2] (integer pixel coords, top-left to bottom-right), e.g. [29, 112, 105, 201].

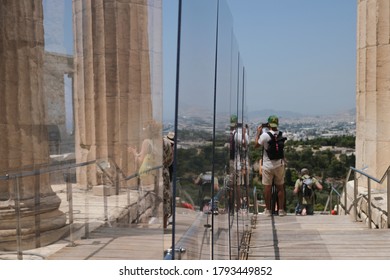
[0, 0, 251, 260]
[172, 0, 251, 260]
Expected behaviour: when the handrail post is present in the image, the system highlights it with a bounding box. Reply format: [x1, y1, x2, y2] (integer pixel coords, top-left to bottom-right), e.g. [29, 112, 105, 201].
[367, 178, 372, 229]
[115, 165, 119, 195]
[34, 172, 41, 248]
[344, 180, 347, 215]
[353, 172, 358, 222]
[253, 187, 258, 215]
[103, 181, 108, 222]
[65, 171, 75, 246]
[344, 170, 350, 215]
[329, 188, 333, 213]
[84, 187, 90, 239]
[387, 169, 390, 228]
[14, 177, 23, 260]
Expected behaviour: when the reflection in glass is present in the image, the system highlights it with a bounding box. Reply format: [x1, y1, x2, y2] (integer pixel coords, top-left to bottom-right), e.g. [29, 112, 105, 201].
[172, 0, 250, 260]
[0, 0, 163, 259]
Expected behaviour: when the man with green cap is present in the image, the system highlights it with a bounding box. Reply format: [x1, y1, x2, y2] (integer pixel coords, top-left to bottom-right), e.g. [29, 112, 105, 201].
[255, 115, 287, 216]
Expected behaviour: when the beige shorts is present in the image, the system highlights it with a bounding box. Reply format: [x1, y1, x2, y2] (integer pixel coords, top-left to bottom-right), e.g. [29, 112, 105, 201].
[261, 165, 285, 185]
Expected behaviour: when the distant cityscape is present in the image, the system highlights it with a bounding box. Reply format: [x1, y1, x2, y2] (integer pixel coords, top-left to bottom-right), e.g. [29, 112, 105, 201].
[163, 108, 356, 143]
[249, 109, 356, 142]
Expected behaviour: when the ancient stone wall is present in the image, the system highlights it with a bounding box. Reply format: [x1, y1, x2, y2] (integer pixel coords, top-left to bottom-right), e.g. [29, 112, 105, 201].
[356, 0, 390, 187]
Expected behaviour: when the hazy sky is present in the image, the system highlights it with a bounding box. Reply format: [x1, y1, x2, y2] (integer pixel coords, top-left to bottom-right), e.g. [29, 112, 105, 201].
[163, 0, 357, 120]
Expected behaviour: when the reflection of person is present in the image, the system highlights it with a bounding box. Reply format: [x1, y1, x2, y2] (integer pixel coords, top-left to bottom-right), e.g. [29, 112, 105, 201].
[166, 132, 175, 181]
[128, 123, 158, 185]
[230, 121, 249, 211]
[162, 132, 174, 229]
[128, 121, 161, 224]
[293, 168, 323, 215]
[255, 115, 287, 217]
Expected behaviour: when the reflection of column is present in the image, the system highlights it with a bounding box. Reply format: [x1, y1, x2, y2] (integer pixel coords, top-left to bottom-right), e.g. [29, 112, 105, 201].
[0, 1, 66, 250]
[73, 0, 156, 186]
[356, 0, 390, 186]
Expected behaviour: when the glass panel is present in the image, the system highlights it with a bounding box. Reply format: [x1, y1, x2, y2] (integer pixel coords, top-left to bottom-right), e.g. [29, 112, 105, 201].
[213, 0, 235, 260]
[173, 0, 249, 260]
[174, 0, 218, 260]
[0, 0, 164, 259]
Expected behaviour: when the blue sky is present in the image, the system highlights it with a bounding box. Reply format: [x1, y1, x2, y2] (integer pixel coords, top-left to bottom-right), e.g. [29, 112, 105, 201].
[163, 0, 357, 120]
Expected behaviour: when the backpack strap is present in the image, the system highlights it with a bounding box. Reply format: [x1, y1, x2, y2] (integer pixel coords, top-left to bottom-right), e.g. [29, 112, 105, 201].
[267, 131, 283, 139]
[267, 131, 275, 139]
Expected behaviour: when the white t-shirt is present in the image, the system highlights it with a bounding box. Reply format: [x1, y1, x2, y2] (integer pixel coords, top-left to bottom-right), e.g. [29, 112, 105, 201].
[233, 127, 249, 170]
[234, 127, 249, 148]
[258, 130, 286, 170]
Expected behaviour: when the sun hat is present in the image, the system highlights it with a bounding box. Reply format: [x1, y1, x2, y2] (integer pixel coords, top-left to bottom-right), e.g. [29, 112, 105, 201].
[301, 168, 309, 175]
[166, 131, 175, 144]
[267, 115, 279, 128]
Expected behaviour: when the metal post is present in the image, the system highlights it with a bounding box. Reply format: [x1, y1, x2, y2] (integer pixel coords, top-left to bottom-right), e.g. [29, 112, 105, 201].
[66, 172, 75, 246]
[344, 170, 351, 215]
[353, 172, 358, 222]
[253, 187, 258, 215]
[103, 182, 108, 223]
[115, 167, 119, 196]
[387, 170, 390, 228]
[367, 178, 372, 229]
[84, 187, 90, 239]
[329, 189, 333, 214]
[34, 174, 41, 248]
[14, 177, 23, 260]
[344, 181, 347, 215]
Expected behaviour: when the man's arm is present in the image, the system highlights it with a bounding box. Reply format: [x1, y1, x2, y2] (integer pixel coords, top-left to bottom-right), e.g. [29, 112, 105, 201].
[293, 179, 300, 194]
[254, 125, 262, 148]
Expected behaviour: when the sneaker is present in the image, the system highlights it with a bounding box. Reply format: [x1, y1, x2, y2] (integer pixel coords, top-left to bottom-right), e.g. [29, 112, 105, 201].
[278, 210, 286, 216]
[263, 209, 271, 217]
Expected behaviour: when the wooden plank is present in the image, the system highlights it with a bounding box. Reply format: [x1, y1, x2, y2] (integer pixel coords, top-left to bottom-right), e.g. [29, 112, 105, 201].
[248, 213, 390, 260]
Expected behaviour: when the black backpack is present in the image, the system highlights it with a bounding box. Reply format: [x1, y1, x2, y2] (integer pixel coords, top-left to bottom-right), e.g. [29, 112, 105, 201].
[265, 131, 286, 160]
[301, 177, 314, 197]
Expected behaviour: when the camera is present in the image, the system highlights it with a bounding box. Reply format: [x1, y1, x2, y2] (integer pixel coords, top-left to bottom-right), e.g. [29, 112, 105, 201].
[261, 123, 269, 128]
[259, 123, 270, 134]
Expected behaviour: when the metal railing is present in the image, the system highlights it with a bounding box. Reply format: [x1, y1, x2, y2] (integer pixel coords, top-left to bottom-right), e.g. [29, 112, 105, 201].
[0, 159, 162, 259]
[344, 165, 390, 229]
[323, 184, 342, 215]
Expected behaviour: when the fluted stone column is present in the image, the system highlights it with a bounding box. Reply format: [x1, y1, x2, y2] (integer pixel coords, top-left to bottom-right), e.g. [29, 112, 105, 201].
[0, 1, 67, 250]
[356, 0, 390, 187]
[73, 0, 160, 187]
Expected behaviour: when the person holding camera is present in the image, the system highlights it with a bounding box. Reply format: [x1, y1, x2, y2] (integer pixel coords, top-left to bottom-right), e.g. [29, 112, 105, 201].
[255, 115, 287, 216]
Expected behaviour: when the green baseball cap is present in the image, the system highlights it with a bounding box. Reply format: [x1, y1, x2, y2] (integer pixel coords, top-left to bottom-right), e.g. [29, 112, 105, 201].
[230, 114, 238, 123]
[268, 115, 279, 128]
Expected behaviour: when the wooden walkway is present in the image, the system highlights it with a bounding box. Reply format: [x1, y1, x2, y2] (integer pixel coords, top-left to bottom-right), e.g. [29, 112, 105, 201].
[19, 211, 390, 260]
[46, 209, 198, 260]
[248, 213, 390, 260]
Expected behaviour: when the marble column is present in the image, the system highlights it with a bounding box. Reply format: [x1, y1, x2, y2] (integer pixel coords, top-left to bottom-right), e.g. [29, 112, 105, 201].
[356, 0, 390, 187]
[0, 1, 66, 250]
[73, 0, 161, 187]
